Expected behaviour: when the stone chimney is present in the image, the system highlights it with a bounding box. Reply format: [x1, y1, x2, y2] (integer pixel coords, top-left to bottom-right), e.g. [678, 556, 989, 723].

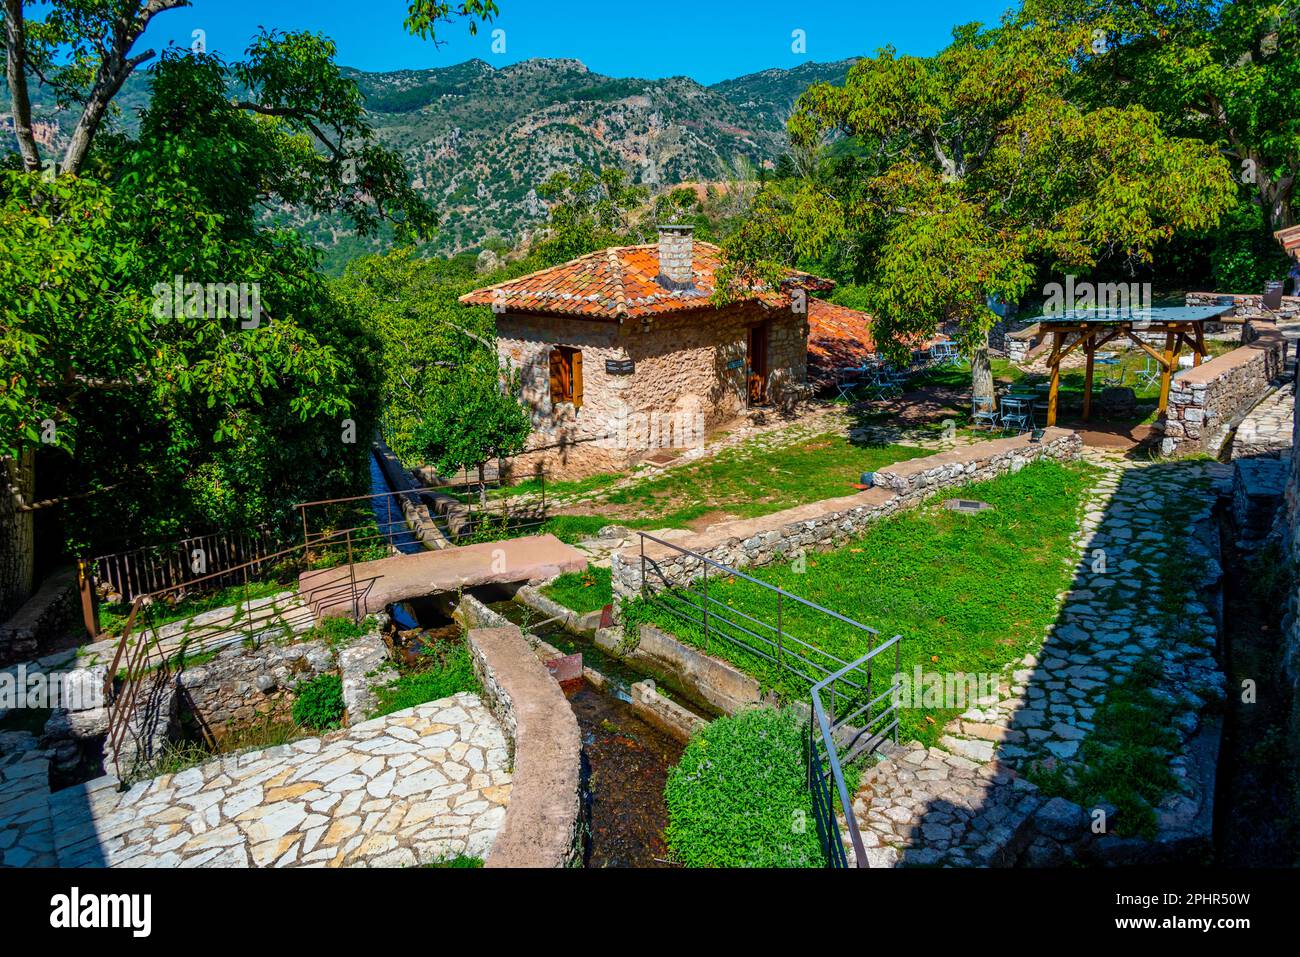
[656, 224, 695, 290]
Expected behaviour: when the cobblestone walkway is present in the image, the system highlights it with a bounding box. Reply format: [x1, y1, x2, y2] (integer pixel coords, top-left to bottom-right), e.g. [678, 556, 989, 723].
[46, 693, 511, 868]
[1232, 386, 1294, 460]
[850, 450, 1227, 866]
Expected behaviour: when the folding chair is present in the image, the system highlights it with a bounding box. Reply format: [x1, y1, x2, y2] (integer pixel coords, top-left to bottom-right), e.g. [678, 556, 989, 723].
[972, 395, 999, 430]
[1000, 396, 1034, 434]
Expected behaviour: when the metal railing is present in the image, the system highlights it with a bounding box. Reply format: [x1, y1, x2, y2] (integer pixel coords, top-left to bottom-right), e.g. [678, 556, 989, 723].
[636, 532, 903, 866]
[100, 533, 362, 779]
[86, 524, 280, 605]
[808, 639, 902, 868]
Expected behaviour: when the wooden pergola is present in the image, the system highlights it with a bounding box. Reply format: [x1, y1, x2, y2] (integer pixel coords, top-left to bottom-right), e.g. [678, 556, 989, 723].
[1038, 305, 1234, 426]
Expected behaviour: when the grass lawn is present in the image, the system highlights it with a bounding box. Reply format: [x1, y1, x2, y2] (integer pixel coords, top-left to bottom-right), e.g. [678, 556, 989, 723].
[541, 566, 613, 614]
[554, 433, 928, 535]
[628, 459, 1098, 747]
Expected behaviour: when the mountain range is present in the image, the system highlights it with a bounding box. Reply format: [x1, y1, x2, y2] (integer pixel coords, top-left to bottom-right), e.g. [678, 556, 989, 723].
[4, 56, 857, 266]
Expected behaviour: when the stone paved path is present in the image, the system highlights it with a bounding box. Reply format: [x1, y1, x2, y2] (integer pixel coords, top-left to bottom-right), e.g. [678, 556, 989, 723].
[849, 449, 1227, 866]
[1232, 386, 1294, 460]
[76, 591, 315, 670]
[46, 693, 511, 868]
[0, 745, 56, 867]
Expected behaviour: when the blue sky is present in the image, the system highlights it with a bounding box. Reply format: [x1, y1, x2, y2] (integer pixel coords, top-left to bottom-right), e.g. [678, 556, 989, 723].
[135, 0, 1017, 83]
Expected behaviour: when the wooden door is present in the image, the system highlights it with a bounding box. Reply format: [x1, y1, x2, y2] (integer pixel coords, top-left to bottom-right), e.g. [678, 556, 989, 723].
[747, 323, 769, 405]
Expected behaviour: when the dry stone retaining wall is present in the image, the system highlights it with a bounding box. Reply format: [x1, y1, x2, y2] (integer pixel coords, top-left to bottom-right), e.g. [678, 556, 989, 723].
[1161, 324, 1285, 456]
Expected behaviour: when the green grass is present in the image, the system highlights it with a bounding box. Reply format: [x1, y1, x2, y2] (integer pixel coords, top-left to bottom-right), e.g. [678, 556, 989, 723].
[631, 459, 1097, 747]
[541, 566, 613, 614]
[424, 854, 484, 868]
[369, 634, 480, 719]
[580, 433, 927, 531]
[665, 707, 824, 868]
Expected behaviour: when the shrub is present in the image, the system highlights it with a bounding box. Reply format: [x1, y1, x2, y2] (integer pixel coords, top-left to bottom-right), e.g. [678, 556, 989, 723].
[665, 707, 823, 868]
[370, 638, 479, 718]
[292, 673, 346, 731]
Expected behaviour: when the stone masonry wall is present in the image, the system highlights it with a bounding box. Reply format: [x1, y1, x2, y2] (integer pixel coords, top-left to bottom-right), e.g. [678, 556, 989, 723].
[1187, 291, 1300, 324]
[1161, 324, 1285, 456]
[495, 302, 809, 479]
[466, 624, 582, 868]
[176, 639, 335, 742]
[611, 429, 1083, 599]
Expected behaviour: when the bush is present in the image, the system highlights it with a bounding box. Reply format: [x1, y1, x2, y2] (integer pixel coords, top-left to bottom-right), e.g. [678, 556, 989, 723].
[665, 707, 823, 868]
[370, 638, 479, 718]
[292, 673, 346, 731]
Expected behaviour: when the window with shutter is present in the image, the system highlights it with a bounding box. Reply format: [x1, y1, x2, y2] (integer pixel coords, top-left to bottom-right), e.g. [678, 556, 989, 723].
[548, 347, 581, 408]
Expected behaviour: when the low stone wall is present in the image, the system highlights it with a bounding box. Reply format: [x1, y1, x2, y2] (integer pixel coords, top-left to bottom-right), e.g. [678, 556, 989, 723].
[611, 429, 1082, 598]
[466, 624, 582, 868]
[1187, 291, 1300, 324]
[371, 439, 450, 548]
[1161, 324, 1286, 456]
[176, 639, 335, 741]
[0, 566, 79, 666]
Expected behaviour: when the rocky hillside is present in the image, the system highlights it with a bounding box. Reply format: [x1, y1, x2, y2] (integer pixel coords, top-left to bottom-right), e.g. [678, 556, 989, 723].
[5, 56, 857, 263]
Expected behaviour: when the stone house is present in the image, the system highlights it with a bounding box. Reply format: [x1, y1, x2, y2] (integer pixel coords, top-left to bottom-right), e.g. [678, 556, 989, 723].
[460, 225, 832, 477]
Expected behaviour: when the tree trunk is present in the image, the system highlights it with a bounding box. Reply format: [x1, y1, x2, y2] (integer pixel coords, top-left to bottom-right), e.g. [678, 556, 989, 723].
[0, 451, 36, 621]
[971, 335, 995, 417]
[3, 0, 43, 172]
[477, 462, 487, 508]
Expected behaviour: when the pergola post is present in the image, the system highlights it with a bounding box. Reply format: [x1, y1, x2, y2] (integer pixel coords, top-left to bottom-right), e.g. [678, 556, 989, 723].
[1081, 330, 1097, 422]
[1158, 330, 1177, 416]
[1046, 330, 1064, 426]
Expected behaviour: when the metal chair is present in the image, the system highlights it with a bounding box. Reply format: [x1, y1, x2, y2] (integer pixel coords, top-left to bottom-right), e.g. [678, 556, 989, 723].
[1000, 396, 1034, 434]
[972, 395, 1000, 430]
[1136, 356, 1160, 390]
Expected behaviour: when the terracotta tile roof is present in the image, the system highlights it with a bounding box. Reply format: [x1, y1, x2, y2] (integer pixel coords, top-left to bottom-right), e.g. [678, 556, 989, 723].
[806, 298, 877, 384]
[459, 241, 833, 320]
[1277, 225, 1300, 257]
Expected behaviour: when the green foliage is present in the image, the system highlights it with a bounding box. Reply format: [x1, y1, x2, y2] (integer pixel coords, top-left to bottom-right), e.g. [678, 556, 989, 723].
[1031, 0, 1300, 241]
[292, 673, 347, 730]
[370, 637, 479, 718]
[665, 707, 823, 868]
[720, 12, 1237, 380]
[413, 356, 532, 481]
[542, 566, 613, 615]
[534, 166, 650, 264]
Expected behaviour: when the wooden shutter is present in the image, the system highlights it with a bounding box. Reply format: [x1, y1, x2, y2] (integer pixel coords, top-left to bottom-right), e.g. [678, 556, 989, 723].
[571, 350, 583, 409]
[549, 349, 568, 405]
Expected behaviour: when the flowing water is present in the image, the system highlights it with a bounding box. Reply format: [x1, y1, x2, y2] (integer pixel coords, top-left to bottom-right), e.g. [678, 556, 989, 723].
[487, 597, 695, 867]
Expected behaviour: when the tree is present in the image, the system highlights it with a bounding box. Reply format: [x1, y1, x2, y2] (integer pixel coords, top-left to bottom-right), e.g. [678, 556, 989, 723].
[534, 166, 649, 264]
[0, 1, 500, 614]
[718, 14, 1236, 410]
[413, 353, 531, 506]
[1028, 0, 1299, 243]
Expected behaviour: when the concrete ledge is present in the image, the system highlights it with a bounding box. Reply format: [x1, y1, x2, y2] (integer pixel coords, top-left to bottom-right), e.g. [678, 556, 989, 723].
[467, 625, 581, 868]
[595, 623, 760, 715]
